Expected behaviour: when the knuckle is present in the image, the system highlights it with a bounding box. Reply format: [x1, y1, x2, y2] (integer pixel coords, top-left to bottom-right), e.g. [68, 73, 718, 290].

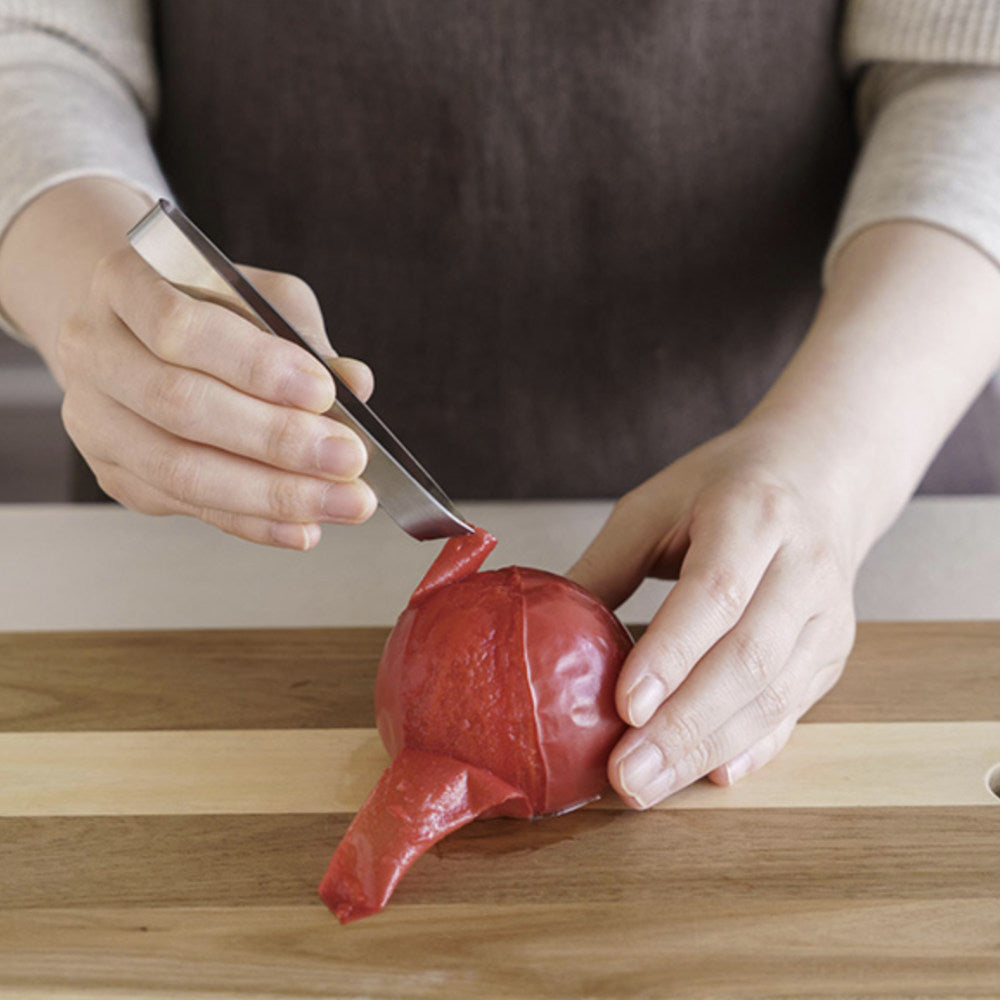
[806, 538, 843, 581]
[753, 480, 797, 526]
[244, 343, 285, 396]
[662, 710, 702, 755]
[89, 253, 117, 295]
[153, 295, 200, 363]
[151, 368, 207, 433]
[698, 564, 749, 624]
[680, 734, 718, 778]
[730, 630, 774, 690]
[55, 313, 87, 371]
[266, 474, 313, 520]
[152, 446, 201, 503]
[756, 682, 794, 726]
[91, 248, 134, 307]
[265, 408, 312, 467]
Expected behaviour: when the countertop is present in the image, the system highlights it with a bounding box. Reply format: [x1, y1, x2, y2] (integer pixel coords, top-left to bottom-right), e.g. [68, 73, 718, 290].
[1, 496, 999, 630]
[1, 497, 998, 998]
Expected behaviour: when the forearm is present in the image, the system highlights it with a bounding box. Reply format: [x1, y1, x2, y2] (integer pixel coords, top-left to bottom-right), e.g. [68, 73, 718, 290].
[0, 177, 153, 382]
[748, 220, 1000, 559]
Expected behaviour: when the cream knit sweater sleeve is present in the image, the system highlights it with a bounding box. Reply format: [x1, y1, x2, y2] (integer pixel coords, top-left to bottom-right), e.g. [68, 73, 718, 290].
[827, 0, 1000, 281]
[0, 0, 168, 340]
[0, 0, 999, 319]
[0, 0, 168, 227]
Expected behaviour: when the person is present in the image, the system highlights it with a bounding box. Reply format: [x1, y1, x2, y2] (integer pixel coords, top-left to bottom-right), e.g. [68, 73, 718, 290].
[1, 0, 999, 811]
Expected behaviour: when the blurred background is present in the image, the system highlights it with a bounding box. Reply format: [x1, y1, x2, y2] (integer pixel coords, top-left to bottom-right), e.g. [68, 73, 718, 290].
[2, 335, 1000, 502]
[3, 334, 998, 503]
[0, 334, 71, 501]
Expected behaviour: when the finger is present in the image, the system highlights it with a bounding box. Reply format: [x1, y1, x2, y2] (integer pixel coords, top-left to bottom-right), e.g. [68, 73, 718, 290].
[104, 249, 337, 413]
[707, 715, 797, 787]
[240, 266, 331, 355]
[610, 628, 846, 809]
[67, 390, 377, 525]
[615, 499, 786, 729]
[565, 489, 682, 611]
[239, 267, 375, 402]
[625, 545, 814, 755]
[706, 650, 847, 786]
[94, 459, 324, 550]
[88, 311, 367, 480]
[329, 356, 375, 403]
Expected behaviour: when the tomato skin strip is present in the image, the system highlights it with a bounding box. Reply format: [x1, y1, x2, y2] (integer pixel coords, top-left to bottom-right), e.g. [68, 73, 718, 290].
[409, 526, 497, 606]
[319, 747, 530, 923]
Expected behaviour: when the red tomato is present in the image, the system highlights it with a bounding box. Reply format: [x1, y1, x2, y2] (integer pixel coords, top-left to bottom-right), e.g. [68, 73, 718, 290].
[320, 527, 633, 923]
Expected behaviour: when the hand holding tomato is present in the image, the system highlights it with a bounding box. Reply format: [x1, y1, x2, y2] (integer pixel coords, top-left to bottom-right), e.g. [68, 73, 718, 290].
[566, 418, 861, 808]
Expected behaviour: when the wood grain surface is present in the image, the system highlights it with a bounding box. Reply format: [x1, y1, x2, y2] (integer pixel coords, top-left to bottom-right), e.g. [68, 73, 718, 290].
[1, 621, 999, 999]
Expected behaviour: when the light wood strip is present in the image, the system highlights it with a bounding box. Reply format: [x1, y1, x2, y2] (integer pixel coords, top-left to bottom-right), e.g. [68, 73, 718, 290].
[0, 728, 384, 818]
[1, 900, 998, 998]
[2, 722, 998, 817]
[2, 807, 997, 909]
[3, 621, 999, 733]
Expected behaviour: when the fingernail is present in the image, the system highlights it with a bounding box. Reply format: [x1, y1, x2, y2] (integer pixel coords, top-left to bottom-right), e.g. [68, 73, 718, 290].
[322, 481, 377, 522]
[271, 522, 321, 551]
[626, 675, 667, 727]
[287, 369, 334, 411]
[316, 435, 366, 477]
[721, 750, 753, 786]
[618, 742, 673, 809]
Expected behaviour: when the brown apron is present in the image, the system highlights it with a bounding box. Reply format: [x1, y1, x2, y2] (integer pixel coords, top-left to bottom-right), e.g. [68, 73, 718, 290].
[140, 0, 996, 500]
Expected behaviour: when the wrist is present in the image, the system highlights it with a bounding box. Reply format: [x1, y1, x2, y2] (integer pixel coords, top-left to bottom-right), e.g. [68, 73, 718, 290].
[741, 222, 1000, 561]
[736, 398, 905, 568]
[0, 177, 153, 379]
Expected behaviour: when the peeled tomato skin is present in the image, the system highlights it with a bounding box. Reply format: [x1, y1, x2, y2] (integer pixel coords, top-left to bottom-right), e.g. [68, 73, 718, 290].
[319, 748, 530, 924]
[409, 526, 498, 606]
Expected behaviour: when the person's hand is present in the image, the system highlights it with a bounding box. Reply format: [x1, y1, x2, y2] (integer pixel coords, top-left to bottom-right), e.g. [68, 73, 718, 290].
[56, 246, 376, 549]
[566, 419, 861, 808]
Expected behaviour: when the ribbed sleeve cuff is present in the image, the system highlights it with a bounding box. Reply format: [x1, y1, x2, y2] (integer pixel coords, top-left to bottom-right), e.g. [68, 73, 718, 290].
[844, 0, 1000, 73]
[824, 64, 1000, 285]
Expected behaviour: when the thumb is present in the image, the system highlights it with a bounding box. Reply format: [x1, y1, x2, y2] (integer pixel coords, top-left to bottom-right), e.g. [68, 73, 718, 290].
[329, 356, 375, 404]
[240, 266, 376, 404]
[565, 493, 667, 611]
[240, 266, 331, 352]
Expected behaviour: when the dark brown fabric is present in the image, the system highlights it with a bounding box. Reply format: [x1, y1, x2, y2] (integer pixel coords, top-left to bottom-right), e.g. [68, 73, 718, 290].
[152, 1, 862, 500]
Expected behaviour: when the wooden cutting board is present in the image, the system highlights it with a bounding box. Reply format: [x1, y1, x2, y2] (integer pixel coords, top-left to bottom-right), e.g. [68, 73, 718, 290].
[1, 622, 998, 999]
